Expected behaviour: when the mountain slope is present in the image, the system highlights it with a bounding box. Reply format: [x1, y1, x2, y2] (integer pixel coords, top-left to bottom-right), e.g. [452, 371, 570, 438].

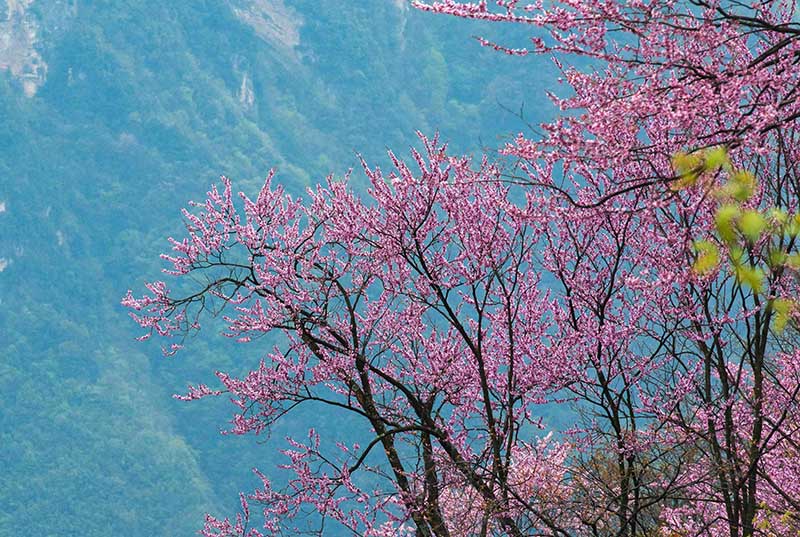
[0, 1, 558, 534]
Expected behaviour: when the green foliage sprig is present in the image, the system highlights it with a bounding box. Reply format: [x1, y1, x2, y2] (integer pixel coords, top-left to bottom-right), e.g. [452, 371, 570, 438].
[673, 147, 798, 331]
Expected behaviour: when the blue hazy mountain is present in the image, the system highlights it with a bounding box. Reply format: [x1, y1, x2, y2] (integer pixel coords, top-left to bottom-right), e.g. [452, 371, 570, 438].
[0, 2, 561, 534]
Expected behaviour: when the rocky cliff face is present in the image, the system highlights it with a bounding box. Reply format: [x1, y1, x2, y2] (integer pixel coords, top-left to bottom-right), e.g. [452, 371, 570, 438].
[0, 0, 46, 96]
[0, 0, 77, 96]
[227, 0, 301, 50]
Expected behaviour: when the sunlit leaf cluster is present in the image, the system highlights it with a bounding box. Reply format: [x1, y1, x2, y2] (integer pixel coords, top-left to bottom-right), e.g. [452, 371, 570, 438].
[677, 147, 799, 330]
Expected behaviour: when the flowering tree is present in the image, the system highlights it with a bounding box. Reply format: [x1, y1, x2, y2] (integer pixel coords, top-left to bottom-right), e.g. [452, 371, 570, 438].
[125, 139, 576, 536]
[413, 1, 800, 536]
[126, 1, 800, 536]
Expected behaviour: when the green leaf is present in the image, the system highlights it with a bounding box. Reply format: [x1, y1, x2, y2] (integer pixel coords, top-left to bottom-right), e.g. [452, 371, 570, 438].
[715, 204, 740, 244]
[738, 209, 766, 243]
[768, 207, 788, 226]
[787, 214, 800, 237]
[704, 146, 729, 171]
[787, 253, 800, 268]
[768, 248, 787, 267]
[671, 151, 702, 190]
[692, 240, 720, 275]
[730, 246, 746, 267]
[735, 265, 764, 293]
[728, 170, 757, 202]
[772, 298, 794, 332]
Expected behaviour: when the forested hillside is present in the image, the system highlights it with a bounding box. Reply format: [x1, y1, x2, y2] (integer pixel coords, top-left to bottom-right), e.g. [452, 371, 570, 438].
[0, 2, 557, 534]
